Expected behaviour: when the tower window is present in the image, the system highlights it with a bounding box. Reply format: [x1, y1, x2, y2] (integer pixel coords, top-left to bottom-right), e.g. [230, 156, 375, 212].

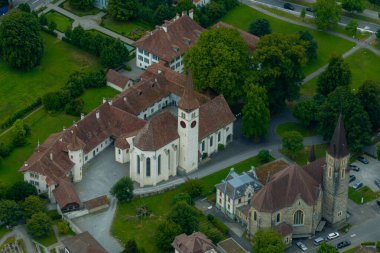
[210, 136, 213, 147]
[254, 211, 257, 221]
[328, 167, 332, 178]
[158, 155, 161, 176]
[218, 132, 221, 142]
[137, 155, 140, 174]
[146, 158, 151, 177]
[340, 168, 345, 179]
[276, 213, 280, 223]
[293, 210, 304, 225]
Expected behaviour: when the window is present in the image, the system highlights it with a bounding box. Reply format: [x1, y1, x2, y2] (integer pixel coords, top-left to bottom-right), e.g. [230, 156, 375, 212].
[176, 62, 180, 68]
[276, 213, 280, 223]
[294, 210, 304, 225]
[101, 144, 103, 148]
[338, 211, 342, 217]
[228, 197, 230, 203]
[254, 211, 257, 221]
[143, 50, 149, 56]
[85, 156, 88, 161]
[153, 55, 159, 61]
[70, 155, 73, 159]
[340, 168, 345, 179]
[144, 57, 149, 63]
[181, 112, 185, 118]
[137, 155, 140, 174]
[210, 136, 213, 147]
[218, 132, 221, 142]
[219, 191, 222, 196]
[238, 198, 241, 204]
[219, 198, 222, 204]
[118, 149, 121, 155]
[227, 204, 230, 209]
[158, 155, 161, 176]
[138, 55, 143, 61]
[328, 167, 332, 178]
[146, 158, 151, 177]
[191, 112, 195, 119]
[202, 141, 205, 151]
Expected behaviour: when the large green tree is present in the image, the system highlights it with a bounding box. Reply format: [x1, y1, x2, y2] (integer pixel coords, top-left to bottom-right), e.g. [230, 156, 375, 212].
[184, 27, 251, 104]
[317, 243, 338, 253]
[26, 212, 52, 238]
[153, 4, 175, 25]
[11, 119, 29, 147]
[242, 85, 270, 141]
[0, 10, 44, 70]
[313, 0, 341, 30]
[0, 200, 21, 225]
[100, 39, 129, 68]
[22, 195, 47, 219]
[318, 87, 372, 152]
[155, 220, 182, 251]
[251, 229, 286, 253]
[168, 202, 199, 235]
[6, 181, 37, 202]
[281, 131, 304, 158]
[69, 0, 94, 10]
[357, 80, 380, 129]
[110, 177, 134, 202]
[342, 0, 364, 13]
[107, 0, 138, 21]
[298, 30, 318, 62]
[252, 33, 307, 111]
[345, 19, 358, 36]
[317, 55, 351, 96]
[249, 18, 271, 37]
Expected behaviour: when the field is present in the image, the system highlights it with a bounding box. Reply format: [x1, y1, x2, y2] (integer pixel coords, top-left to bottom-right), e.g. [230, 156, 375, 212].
[44, 11, 73, 32]
[276, 122, 318, 138]
[101, 16, 150, 39]
[222, 4, 355, 75]
[112, 155, 272, 252]
[348, 186, 379, 204]
[0, 33, 100, 126]
[301, 48, 380, 96]
[81, 87, 118, 113]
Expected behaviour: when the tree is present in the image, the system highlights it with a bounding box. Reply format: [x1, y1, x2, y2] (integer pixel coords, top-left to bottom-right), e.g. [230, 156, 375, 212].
[357, 80, 380, 129]
[313, 0, 341, 30]
[0, 10, 44, 70]
[155, 220, 182, 251]
[377, 145, 380, 161]
[69, 0, 93, 11]
[172, 192, 193, 205]
[57, 221, 70, 235]
[65, 98, 84, 116]
[252, 33, 307, 111]
[258, 150, 272, 163]
[153, 4, 175, 25]
[317, 55, 351, 96]
[26, 212, 52, 238]
[22, 195, 47, 219]
[342, 0, 364, 13]
[48, 21, 57, 32]
[184, 27, 251, 104]
[249, 18, 271, 37]
[242, 85, 270, 141]
[0, 200, 21, 225]
[298, 30, 318, 62]
[300, 8, 306, 18]
[42, 91, 69, 111]
[345, 19, 358, 36]
[100, 40, 129, 68]
[282, 131, 304, 157]
[183, 179, 203, 199]
[110, 177, 134, 202]
[176, 0, 195, 13]
[39, 15, 48, 26]
[11, 119, 29, 147]
[318, 87, 372, 152]
[168, 202, 199, 234]
[6, 181, 38, 202]
[251, 229, 286, 253]
[107, 0, 138, 21]
[293, 99, 318, 127]
[317, 243, 338, 253]
[17, 2, 31, 12]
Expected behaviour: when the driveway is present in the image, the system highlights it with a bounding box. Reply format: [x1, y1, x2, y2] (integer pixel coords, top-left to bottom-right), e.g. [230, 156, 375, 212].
[349, 155, 380, 192]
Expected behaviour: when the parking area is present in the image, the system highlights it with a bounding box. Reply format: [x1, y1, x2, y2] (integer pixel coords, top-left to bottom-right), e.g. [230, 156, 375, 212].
[349, 155, 380, 192]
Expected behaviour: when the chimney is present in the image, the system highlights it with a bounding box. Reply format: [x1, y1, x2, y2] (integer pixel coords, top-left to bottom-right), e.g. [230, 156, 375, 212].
[103, 97, 107, 104]
[162, 24, 167, 33]
[50, 152, 53, 161]
[158, 69, 162, 74]
[182, 10, 186, 16]
[96, 110, 100, 119]
[123, 96, 127, 102]
[63, 126, 66, 131]
[175, 13, 180, 20]
[24, 162, 28, 167]
[108, 99, 112, 106]
[81, 113, 84, 120]
[189, 9, 194, 19]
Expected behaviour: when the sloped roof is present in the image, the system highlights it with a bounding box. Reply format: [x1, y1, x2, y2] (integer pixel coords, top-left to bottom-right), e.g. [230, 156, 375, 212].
[178, 70, 199, 111]
[53, 178, 80, 210]
[62, 231, 108, 253]
[252, 164, 321, 212]
[275, 222, 293, 236]
[303, 158, 325, 185]
[328, 114, 349, 158]
[172, 232, 217, 253]
[67, 127, 85, 151]
[106, 69, 130, 89]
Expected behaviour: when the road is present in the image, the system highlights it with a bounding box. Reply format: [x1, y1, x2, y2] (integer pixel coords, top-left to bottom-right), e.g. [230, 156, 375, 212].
[250, 0, 380, 33]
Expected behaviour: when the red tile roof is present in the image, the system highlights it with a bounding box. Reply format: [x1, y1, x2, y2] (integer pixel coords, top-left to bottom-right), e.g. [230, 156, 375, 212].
[275, 222, 293, 236]
[62, 231, 108, 253]
[83, 195, 108, 210]
[172, 232, 217, 253]
[53, 178, 80, 210]
[106, 69, 130, 89]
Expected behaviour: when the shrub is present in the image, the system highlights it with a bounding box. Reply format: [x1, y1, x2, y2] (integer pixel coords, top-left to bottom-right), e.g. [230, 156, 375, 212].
[207, 214, 229, 235]
[110, 177, 134, 202]
[65, 98, 84, 116]
[26, 212, 52, 238]
[361, 242, 376, 246]
[47, 210, 61, 221]
[136, 205, 151, 218]
[202, 227, 224, 244]
[184, 179, 203, 199]
[57, 221, 70, 235]
[202, 153, 208, 160]
[377, 29, 380, 39]
[376, 241, 380, 251]
[0, 143, 11, 157]
[257, 149, 272, 163]
[217, 144, 225, 151]
[172, 192, 193, 205]
[48, 21, 57, 32]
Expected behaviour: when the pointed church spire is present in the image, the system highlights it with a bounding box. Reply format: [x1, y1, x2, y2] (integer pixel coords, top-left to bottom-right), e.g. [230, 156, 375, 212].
[308, 145, 316, 164]
[328, 114, 349, 158]
[178, 69, 199, 112]
[67, 127, 84, 151]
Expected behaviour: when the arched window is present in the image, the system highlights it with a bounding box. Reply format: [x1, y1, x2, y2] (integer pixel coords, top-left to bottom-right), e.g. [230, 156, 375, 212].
[254, 211, 257, 221]
[146, 158, 151, 177]
[158, 155, 161, 176]
[294, 210, 304, 225]
[276, 213, 280, 223]
[137, 155, 140, 174]
[210, 136, 213, 147]
[328, 167, 332, 178]
[340, 168, 345, 179]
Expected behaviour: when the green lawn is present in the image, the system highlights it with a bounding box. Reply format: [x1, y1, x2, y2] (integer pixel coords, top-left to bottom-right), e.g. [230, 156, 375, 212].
[0, 32, 100, 126]
[101, 16, 151, 40]
[62, 1, 100, 16]
[34, 230, 57, 247]
[276, 122, 318, 138]
[222, 4, 355, 76]
[44, 11, 73, 32]
[112, 155, 269, 252]
[348, 186, 379, 204]
[281, 144, 327, 165]
[302, 48, 380, 96]
[81, 87, 118, 113]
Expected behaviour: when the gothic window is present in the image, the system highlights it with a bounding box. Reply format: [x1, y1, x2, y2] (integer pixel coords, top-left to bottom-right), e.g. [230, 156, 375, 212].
[276, 213, 280, 223]
[254, 211, 257, 221]
[218, 132, 221, 142]
[210, 136, 213, 147]
[293, 210, 304, 225]
[137, 155, 140, 174]
[328, 167, 332, 178]
[158, 155, 161, 176]
[146, 158, 151, 177]
[340, 168, 345, 179]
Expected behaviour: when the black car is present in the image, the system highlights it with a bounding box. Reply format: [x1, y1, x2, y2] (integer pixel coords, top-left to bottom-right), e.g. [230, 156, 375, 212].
[336, 240, 351, 249]
[283, 3, 295, 10]
[349, 164, 360, 172]
[349, 175, 356, 183]
[306, 7, 313, 12]
[358, 156, 369, 164]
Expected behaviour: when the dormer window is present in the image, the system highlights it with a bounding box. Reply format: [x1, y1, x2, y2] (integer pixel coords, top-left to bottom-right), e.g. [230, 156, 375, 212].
[172, 46, 179, 52]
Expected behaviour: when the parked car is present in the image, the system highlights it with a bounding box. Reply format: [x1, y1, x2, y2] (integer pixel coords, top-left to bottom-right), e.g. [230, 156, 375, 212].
[377, 200, 380, 206]
[352, 182, 363, 190]
[336, 240, 351, 249]
[296, 241, 308, 251]
[284, 3, 295, 10]
[374, 179, 380, 188]
[306, 7, 313, 12]
[358, 156, 369, 164]
[327, 232, 340, 240]
[314, 237, 325, 245]
[349, 175, 356, 183]
[349, 164, 360, 172]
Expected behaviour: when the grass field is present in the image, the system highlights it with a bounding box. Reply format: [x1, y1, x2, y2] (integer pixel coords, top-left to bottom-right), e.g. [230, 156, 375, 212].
[34, 230, 57, 247]
[101, 16, 150, 39]
[281, 144, 327, 165]
[0, 33, 100, 126]
[276, 122, 318, 138]
[112, 155, 270, 252]
[44, 11, 73, 32]
[81, 87, 118, 113]
[348, 186, 379, 204]
[222, 4, 355, 75]
[62, 1, 100, 16]
[301, 48, 380, 96]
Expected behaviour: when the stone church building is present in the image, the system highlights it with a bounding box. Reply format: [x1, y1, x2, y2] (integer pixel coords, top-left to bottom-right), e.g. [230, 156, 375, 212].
[248, 115, 350, 242]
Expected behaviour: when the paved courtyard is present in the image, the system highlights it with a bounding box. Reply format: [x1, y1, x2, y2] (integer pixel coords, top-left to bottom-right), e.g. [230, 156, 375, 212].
[349, 154, 380, 192]
[75, 145, 128, 201]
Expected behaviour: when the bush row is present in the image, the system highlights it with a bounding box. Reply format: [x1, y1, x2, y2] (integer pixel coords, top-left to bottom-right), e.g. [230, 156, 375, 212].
[0, 99, 41, 130]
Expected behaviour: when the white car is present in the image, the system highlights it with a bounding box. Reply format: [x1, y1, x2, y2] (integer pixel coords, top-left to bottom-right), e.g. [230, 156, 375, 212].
[327, 232, 340, 240]
[296, 242, 308, 251]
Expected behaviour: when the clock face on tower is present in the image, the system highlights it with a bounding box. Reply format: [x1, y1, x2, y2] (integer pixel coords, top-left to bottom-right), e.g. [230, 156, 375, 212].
[191, 121, 197, 128]
[180, 121, 186, 128]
